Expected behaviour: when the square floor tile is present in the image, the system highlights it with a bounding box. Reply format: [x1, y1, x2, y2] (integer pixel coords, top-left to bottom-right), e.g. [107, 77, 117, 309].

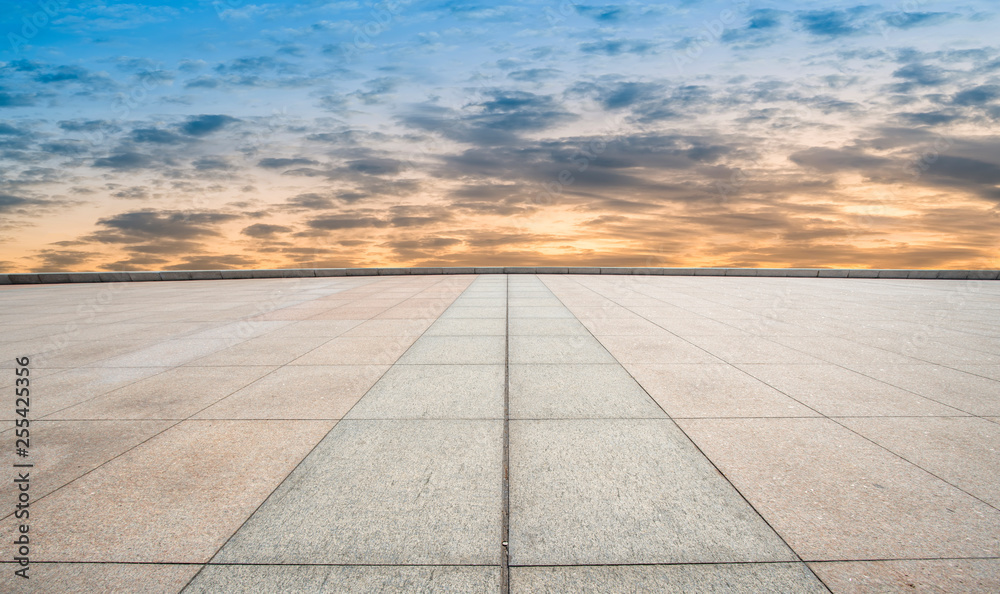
[677, 417, 1000, 560]
[346, 365, 503, 419]
[396, 336, 505, 365]
[212, 419, 502, 565]
[509, 419, 794, 565]
[196, 365, 389, 419]
[509, 364, 664, 419]
[0, 420, 335, 562]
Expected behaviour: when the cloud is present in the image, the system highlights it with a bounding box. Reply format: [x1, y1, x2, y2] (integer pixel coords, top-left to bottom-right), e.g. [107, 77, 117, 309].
[721, 9, 786, 46]
[0, 193, 49, 213]
[307, 215, 389, 230]
[93, 152, 156, 170]
[111, 186, 149, 200]
[347, 158, 401, 176]
[892, 63, 949, 87]
[399, 91, 578, 146]
[90, 210, 239, 243]
[258, 157, 320, 168]
[507, 69, 561, 82]
[952, 85, 1000, 106]
[180, 115, 239, 136]
[241, 223, 292, 237]
[789, 147, 892, 173]
[881, 11, 957, 30]
[796, 8, 870, 38]
[579, 39, 658, 56]
[0, 123, 27, 136]
[132, 128, 186, 144]
[0, 92, 36, 107]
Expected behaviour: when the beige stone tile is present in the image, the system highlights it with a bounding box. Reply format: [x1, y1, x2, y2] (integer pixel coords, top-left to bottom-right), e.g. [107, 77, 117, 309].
[809, 559, 1000, 594]
[52, 366, 275, 420]
[262, 319, 362, 338]
[0, 420, 334, 562]
[677, 417, 1000, 560]
[34, 339, 156, 368]
[196, 365, 388, 419]
[290, 336, 417, 365]
[739, 364, 966, 417]
[579, 317, 667, 335]
[340, 318, 435, 336]
[9, 367, 164, 420]
[0, 420, 173, 502]
[187, 565, 499, 592]
[853, 365, 1000, 416]
[307, 306, 390, 319]
[188, 335, 331, 366]
[88, 339, 234, 368]
[512, 563, 828, 593]
[0, 562, 201, 593]
[629, 364, 817, 418]
[594, 334, 718, 364]
[839, 416, 1000, 508]
[684, 335, 825, 364]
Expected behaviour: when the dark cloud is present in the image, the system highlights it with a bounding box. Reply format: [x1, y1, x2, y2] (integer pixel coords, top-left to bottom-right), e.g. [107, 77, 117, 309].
[0, 92, 36, 107]
[241, 223, 292, 237]
[0, 123, 27, 136]
[180, 115, 239, 136]
[192, 157, 233, 171]
[721, 9, 785, 46]
[90, 210, 239, 243]
[285, 192, 339, 210]
[34, 249, 97, 271]
[507, 69, 561, 82]
[789, 147, 892, 173]
[59, 119, 118, 132]
[399, 91, 578, 146]
[574, 5, 627, 22]
[307, 215, 389, 230]
[111, 186, 149, 200]
[796, 8, 869, 37]
[347, 158, 401, 176]
[579, 39, 658, 56]
[93, 152, 155, 170]
[881, 12, 957, 30]
[892, 63, 949, 87]
[258, 157, 320, 168]
[41, 141, 88, 155]
[898, 111, 961, 126]
[952, 85, 1000, 106]
[132, 128, 186, 144]
[0, 193, 47, 213]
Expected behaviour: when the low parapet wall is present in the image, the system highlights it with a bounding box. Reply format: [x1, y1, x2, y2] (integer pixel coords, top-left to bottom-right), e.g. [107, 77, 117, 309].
[2, 267, 998, 284]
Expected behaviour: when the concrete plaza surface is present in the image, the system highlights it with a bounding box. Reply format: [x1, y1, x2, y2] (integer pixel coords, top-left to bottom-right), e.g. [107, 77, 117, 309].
[0, 273, 998, 593]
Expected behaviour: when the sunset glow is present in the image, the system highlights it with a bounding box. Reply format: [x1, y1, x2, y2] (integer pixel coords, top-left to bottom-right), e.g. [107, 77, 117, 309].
[1, 1, 999, 272]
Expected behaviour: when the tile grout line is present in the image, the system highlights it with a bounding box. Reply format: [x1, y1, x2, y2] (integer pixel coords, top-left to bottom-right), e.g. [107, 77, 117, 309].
[501, 274, 511, 594]
[539, 275, 836, 593]
[6, 555, 1000, 567]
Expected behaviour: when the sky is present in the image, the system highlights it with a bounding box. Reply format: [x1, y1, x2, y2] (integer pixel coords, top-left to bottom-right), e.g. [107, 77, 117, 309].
[1, 0, 998, 272]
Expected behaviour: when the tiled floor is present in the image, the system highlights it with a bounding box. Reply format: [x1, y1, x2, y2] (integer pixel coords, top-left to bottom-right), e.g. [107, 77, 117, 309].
[1, 274, 998, 592]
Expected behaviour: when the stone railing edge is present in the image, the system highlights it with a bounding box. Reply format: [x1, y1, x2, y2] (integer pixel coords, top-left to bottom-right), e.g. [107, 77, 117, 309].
[1, 267, 998, 284]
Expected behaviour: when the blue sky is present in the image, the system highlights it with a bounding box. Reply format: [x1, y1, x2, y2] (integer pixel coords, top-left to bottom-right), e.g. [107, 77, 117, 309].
[1, 0, 999, 271]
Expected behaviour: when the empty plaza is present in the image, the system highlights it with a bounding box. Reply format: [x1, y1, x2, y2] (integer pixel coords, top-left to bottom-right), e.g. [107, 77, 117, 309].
[1, 273, 998, 592]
